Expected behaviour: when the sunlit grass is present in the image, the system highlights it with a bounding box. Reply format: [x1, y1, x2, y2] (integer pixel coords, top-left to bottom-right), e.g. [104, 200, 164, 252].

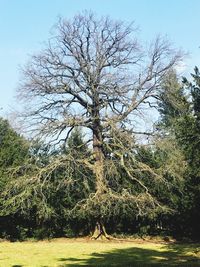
[0, 238, 199, 266]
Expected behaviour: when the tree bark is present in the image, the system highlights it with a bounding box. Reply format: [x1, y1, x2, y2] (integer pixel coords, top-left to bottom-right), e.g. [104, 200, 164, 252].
[92, 94, 106, 194]
[91, 220, 111, 240]
[91, 95, 110, 240]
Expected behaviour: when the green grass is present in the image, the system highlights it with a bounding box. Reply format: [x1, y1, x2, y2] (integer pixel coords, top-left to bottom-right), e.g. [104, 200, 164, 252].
[0, 238, 200, 266]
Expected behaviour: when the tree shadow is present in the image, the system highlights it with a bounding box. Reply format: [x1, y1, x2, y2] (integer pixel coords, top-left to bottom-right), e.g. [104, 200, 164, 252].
[57, 243, 200, 266]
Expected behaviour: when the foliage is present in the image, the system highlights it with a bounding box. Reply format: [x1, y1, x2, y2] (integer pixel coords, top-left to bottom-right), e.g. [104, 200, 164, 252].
[153, 67, 200, 239]
[158, 69, 189, 128]
[0, 118, 29, 179]
[173, 67, 200, 239]
[0, 118, 30, 239]
[0, 117, 29, 196]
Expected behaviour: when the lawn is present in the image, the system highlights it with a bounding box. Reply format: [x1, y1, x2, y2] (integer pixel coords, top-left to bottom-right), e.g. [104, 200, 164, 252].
[0, 238, 200, 267]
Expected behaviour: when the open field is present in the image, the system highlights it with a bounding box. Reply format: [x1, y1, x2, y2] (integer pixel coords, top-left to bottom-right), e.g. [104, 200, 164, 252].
[0, 238, 200, 267]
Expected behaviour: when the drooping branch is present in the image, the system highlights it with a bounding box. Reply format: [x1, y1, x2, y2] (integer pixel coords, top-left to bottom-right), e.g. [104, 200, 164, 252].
[9, 12, 185, 229]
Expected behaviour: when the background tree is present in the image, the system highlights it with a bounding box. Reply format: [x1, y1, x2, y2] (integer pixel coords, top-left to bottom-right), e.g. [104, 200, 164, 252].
[151, 67, 200, 239]
[0, 118, 29, 192]
[8, 12, 183, 239]
[158, 69, 189, 128]
[134, 69, 188, 233]
[150, 70, 188, 237]
[0, 118, 28, 169]
[173, 67, 200, 239]
[0, 118, 29, 239]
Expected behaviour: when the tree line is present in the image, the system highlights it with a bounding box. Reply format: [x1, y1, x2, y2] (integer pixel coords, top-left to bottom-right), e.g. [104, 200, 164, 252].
[0, 12, 199, 240]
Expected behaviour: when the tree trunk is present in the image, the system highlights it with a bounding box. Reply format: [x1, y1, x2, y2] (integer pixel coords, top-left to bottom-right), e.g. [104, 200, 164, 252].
[91, 220, 111, 240]
[91, 96, 109, 239]
[92, 95, 107, 195]
[92, 127, 110, 239]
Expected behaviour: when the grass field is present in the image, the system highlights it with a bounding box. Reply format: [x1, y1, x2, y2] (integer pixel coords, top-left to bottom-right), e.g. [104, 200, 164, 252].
[0, 238, 200, 267]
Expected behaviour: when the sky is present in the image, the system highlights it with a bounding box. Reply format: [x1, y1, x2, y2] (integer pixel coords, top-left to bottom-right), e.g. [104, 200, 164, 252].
[0, 0, 200, 118]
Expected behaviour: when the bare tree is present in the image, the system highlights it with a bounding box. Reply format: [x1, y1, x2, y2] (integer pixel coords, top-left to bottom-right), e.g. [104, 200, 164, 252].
[14, 12, 183, 238]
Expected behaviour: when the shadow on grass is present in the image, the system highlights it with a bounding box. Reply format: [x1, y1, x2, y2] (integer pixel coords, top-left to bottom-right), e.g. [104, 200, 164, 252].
[57, 243, 200, 267]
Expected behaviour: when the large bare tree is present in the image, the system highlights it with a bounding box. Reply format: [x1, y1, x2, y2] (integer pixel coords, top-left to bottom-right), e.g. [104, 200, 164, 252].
[13, 12, 183, 238]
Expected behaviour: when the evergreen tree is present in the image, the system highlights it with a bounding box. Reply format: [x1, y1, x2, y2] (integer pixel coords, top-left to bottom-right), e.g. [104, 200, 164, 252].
[0, 118, 29, 239]
[174, 67, 200, 239]
[152, 70, 189, 237]
[158, 69, 189, 128]
[0, 118, 29, 189]
[156, 67, 200, 239]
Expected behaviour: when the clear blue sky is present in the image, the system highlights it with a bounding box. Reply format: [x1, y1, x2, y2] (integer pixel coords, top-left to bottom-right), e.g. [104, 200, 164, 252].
[0, 0, 200, 116]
